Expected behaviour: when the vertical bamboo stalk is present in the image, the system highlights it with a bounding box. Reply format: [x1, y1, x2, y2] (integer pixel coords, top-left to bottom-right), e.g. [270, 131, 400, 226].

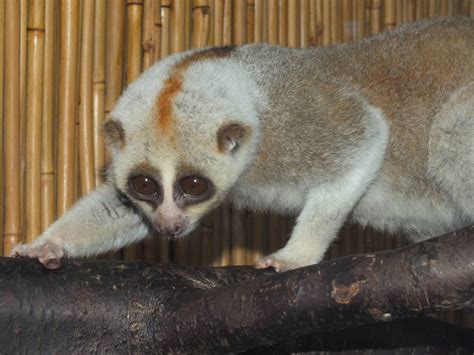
[152, 0, 162, 62]
[288, 0, 299, 47]
[471, 0, 474, 17]
[416, 0, 425, 19]
[78, 0, 95, 198]
[57, 0, 79, 216]
[322, 0, 331, 45]
[105, 1, 126, 119]
[232, 0, 246, 45]
[41, 0, 57, 232]
[192, 0, 210, 48]
[3, 0, 22, 254]
[127, 0, 143, 83]
[330, 0, 341, 43]
[428, 0, 437, 17]
[278, 0, 287, 46]
[267, 0, 278, 44]
[369, 0, 382, 34]
[384, 0, 397, 30]
[354, 0, 366, 40]
[161, 0, 171, 58]
[92, 0, 106, 188]
[219, 201, 231, 265]
[0, 0, 5, 255]
[246, 0, 254, 43]
[213, 0, 223, 45]
[19, 0, 28, 246]
[25, 0, 45, 243]
[254, 0, 263, 43]
[170, 0, 185, 53]
[185, 0, 192, 49]
[222, 0, 232, 45]
[396, 0, 403, 25]
[143, 0, 156, 69]
[300, 0, 310, 47]
[341, 0, 353, 42]
[310, 0, 323, 46]
[407, 0, 416, 20]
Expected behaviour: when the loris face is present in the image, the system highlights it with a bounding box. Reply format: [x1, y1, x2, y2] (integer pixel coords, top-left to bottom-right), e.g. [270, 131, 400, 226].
[103, 47, 262, 238]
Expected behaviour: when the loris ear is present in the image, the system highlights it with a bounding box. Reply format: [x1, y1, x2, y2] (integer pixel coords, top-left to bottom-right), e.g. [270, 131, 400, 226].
[217, 123, 252, 153]
[103, 119, 125, 151]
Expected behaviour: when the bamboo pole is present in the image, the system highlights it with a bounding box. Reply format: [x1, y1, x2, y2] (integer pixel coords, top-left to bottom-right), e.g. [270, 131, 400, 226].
[3, 0, 22, 255]
[254, 0, 263, 43]
[25, 0, 45, 243]
[246, 0, 254, 43]
[218, 202, 231, 265]
[384, 0, 397, 30]
[185, 0, 191, 49]
[288, 0, 299, 47]
[471, 0, 474, 17]
[278, 0, 287, 46]
[41, 0, 57, 232]
[232, 0, 246, 45]
[105, 0, 126, 117]
[143, 0, 156, 70]
[192, 0, 210, 48]
[369, 0, 382, 34]
[0, 1, 3, 247]
[78, 0, 95, 198]
[57, 0, 80, 216]
[0, 0, 5, 255]
[310, 0, 323, 46]
[341, 0, 353, 42]
[161, 0, 171, 58]
[127, 0, 143, 83]
[428, 0, 437, 17]
[170, 0, 185, 53]
[354, 0, 366, 40]
[300, 0, 310, 47]
[152, 0, 162, 62]
[267, 0, 278, 44]
[222, 0, 231, 45]
[19, 0, 28, 248]
[213, 0, 224, 45]
[92, 0, 106, 188]
[322, 0, 331, 45]
[330, 0, 340, 43]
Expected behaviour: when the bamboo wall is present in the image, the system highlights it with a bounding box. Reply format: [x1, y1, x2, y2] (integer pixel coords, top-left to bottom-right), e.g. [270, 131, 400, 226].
[1, 0, 472, 326]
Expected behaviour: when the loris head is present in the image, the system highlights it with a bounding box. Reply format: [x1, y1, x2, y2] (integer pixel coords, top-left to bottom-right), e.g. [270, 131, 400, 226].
[104, 46, 262, 238]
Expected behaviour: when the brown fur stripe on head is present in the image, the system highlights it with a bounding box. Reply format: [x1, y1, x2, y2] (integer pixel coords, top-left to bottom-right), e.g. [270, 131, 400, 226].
[156, 46, 236, 135]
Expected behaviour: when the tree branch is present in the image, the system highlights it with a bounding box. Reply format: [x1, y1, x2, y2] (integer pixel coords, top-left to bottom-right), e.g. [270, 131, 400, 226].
[1, 225, 473, 353]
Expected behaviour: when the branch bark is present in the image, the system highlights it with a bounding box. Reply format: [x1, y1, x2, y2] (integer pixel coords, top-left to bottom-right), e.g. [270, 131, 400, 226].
[1, 225, 473, 353]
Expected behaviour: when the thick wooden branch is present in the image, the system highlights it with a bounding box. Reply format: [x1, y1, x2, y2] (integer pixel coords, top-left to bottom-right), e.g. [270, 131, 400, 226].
[0, 226, 473, 353]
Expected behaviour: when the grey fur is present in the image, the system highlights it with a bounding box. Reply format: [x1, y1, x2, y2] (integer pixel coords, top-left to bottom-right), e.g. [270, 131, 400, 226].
[13, 17, 474, 271]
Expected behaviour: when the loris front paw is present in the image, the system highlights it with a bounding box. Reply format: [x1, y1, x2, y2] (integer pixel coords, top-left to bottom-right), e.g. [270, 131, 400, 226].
[254, 252, 306, 272]
[11, 240, 64, 270]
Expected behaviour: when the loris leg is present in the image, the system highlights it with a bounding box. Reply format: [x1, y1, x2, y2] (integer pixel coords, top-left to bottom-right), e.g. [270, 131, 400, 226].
[255, 115, 388, 272]
[11, 185, 151, 269]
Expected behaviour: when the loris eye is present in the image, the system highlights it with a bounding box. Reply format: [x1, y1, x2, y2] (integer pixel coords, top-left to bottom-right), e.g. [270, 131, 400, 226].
[130, 175, 159, 196]
[180, 176, 209, 197]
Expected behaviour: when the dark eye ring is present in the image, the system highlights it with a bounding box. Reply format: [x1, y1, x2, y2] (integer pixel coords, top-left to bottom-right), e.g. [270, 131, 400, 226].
[129, 175, 159, 197]
[179, 176, 209, 197]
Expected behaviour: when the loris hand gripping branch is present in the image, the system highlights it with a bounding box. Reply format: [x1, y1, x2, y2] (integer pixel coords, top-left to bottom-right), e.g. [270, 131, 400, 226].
[13, 18, 474, 271]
